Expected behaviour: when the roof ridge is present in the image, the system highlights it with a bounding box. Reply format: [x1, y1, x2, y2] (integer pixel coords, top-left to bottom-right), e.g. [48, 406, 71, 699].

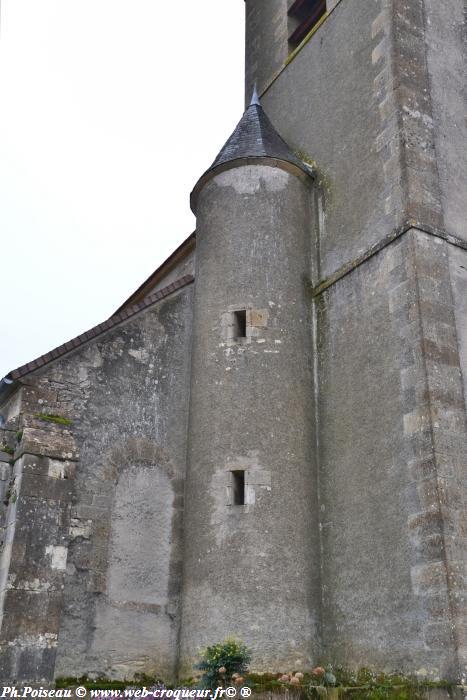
[255, 104, 273, 155]
[5, 275, 194, 382]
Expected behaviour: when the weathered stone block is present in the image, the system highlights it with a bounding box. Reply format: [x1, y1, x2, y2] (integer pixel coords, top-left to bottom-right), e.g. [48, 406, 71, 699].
[1, 590, 63, 639]
[19, 427, 78, 462]
[16, 645, 57, 683]
[20, 472, 73, 503]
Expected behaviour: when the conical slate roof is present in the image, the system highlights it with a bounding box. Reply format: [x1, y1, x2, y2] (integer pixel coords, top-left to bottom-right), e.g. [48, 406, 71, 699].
[210, 87, 307, 172]
[191, 88, 310, 212]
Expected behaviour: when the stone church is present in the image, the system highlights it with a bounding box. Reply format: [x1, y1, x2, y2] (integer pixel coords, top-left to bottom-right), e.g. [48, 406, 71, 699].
[0, 0, 466, 686]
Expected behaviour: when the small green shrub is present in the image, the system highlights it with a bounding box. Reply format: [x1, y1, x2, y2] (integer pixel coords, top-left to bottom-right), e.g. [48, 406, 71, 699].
[195, 638, 251, 689]
[1, 444, 14, 456]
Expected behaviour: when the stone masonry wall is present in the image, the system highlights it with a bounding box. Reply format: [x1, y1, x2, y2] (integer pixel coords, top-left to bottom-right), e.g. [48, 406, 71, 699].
[258, 0, 404, 282]
[0, 284, 194, 683]
[246, 0, 466, 282]
[245, 0, 466, 677]
[0, 384, 78, 683]
[423, 0, 467, 241]
[317, 230, 466, 680]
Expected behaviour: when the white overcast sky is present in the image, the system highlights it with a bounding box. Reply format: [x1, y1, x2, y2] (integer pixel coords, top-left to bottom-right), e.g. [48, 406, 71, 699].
[0, 1, 245, 378]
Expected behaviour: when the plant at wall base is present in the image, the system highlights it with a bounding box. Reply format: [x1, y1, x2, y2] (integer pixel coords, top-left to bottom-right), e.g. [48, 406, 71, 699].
[195, 638, 252, 689]
[308, 666, 336, 687]
[305, 667, 455, 700]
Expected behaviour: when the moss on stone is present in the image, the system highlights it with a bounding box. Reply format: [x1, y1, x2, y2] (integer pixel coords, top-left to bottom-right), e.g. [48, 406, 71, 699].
[294, 149, 318, 170]
[34, 413, 72, 426]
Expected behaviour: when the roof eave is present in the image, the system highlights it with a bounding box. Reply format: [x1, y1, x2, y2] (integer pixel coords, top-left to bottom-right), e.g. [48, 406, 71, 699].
[0, 275, 195, 400]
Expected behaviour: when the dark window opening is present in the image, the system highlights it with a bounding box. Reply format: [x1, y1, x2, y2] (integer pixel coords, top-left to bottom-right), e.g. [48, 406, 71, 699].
[233, 310, 247, 339]
[232, 470, 245, 506]
[288, 0, 327, 49]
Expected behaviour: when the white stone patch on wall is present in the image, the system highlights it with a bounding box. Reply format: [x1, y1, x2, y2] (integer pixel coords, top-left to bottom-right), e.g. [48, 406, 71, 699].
[12, 633, 58, 650]
[403, 410, 430, 436]
[69, 518, 92, 540]
[48, 461, 65, 479]
[45, 545, 68, 571]
[13, 577, 52, 592]
[47, 460, 74, 479]
[128, 348, 150, 362]
[244, 484, 255, 505]
[213, 165, 290, 195]
[82, 344, 104, 369]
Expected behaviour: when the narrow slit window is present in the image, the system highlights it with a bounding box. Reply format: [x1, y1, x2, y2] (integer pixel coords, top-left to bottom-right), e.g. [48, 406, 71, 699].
[232, 470, 245, 506]
[233, 310, 247, 339]
[288, 0, 327, 50]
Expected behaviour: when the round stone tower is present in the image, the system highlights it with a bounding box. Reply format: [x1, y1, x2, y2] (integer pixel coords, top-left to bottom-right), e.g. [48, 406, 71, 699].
[180, 90, 320, 674]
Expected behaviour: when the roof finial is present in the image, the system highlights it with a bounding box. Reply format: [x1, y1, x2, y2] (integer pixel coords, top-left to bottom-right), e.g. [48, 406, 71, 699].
[250, 83, 261, 106]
